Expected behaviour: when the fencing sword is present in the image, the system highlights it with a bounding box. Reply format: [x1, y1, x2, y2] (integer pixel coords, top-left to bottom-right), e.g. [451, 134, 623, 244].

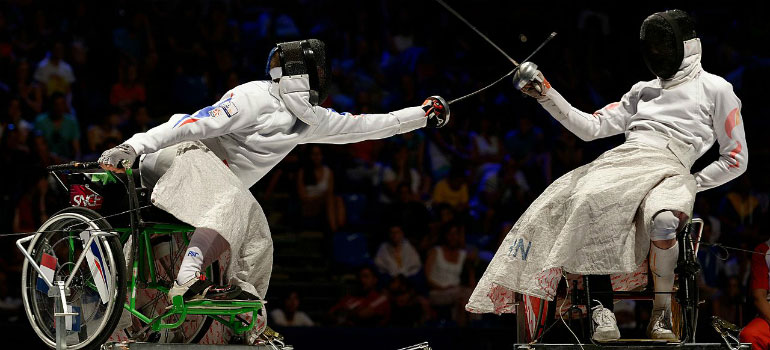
[432, 0, 557, 104]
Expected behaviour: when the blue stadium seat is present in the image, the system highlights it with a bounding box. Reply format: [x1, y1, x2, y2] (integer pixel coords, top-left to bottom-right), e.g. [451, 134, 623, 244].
[341, 193, 368, 228]
[333, 231, 370, 267]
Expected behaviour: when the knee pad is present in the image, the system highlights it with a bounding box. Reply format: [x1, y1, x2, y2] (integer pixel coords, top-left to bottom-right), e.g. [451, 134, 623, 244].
[650, 210, 679, 241]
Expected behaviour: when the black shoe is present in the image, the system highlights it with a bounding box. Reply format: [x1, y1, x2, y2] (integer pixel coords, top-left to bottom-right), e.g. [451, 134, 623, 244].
[168, 274, 242, 301]
[236, 290, 260, 300]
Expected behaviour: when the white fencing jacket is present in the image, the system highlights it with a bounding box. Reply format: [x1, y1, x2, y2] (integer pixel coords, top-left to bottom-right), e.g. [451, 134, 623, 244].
[125, 75, 427, 188]
[538, 38, 747, 192]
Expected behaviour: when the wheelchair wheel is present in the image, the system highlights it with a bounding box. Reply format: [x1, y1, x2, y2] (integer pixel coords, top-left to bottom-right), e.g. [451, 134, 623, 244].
[119, 232, 223, 343]
[21, 207, 126, 350]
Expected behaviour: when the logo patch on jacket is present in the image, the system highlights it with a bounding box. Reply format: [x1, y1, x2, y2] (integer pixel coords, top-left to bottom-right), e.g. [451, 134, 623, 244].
[220, 101, 238, 117]
[173, 97, 239, 128]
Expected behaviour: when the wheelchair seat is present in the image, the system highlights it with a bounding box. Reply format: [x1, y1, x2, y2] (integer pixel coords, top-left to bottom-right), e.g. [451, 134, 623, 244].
[65, 169, 188, 228]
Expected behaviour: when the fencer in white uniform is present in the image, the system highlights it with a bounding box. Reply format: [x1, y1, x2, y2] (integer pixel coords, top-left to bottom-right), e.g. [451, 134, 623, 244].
[466, 10, 747, 342]
[98, 39, 450, 342]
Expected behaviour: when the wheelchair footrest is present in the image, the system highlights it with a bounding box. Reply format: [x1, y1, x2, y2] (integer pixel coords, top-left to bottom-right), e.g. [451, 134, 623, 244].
[516, 343, 749, 349]
[164, 298, 263, 312]
[597, 339, 681, 344]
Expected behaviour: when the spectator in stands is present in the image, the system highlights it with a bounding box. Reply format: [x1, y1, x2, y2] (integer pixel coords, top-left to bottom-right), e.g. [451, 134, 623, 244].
[421, 203, 457, 254]
[432, 165, 469, 212]
[740, 240, 770, 349]
[86, 107, 123, 158]
[0, 122, 29, 172]
[426, 119, 472, 180]
[34, 92, 80, 160]
[469, 116, 502, 179]
[471, 155, 530, 233]
[387, 275, 430, 327]
[697, 221, 725, 301]
[329, 266, 390, 326]
[384, 183, 430, 239]
[270, 291, 314, 327]
[33, 40, 75, 100]
[719, 176, 762, 239]
[122, 103, 155, 136]
[6, 96, 34, 132]
[13, 171, 53, 233]
[504, 115, 551, 191]
[425, 222, 474, 325]
[504, 115, 543, 165]
[109, 63, 146, 110]
[297, 145, 346, 232]
[694, 196, 722, 244]
[552, 128, 584, 178]
[713, 276, 744, 326]
[374, 224, 422, 280]
[380, 145, 422, 203]
[15, 59, 44, 116]
[394, 130, 426, 174]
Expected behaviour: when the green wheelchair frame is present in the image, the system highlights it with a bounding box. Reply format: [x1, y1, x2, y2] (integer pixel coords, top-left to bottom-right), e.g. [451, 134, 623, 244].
[115, 222, 263, 335]
[53, 162, 263, 339]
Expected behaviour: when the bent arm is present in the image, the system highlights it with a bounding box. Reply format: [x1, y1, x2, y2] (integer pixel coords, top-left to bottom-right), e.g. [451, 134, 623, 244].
[693, 89, 748, 192]
[123, 92, 256, 155]
[537, 86, 636, 141]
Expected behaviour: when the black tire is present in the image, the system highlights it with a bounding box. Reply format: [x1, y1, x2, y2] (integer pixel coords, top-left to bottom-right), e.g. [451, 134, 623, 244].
[674, 223, 700, 343]
[21, 207, 127, 350]
[677, 268, 699, 342]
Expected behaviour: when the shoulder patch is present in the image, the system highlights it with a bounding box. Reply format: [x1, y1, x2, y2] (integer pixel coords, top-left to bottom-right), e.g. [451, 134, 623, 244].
[220, 100, 239, 118]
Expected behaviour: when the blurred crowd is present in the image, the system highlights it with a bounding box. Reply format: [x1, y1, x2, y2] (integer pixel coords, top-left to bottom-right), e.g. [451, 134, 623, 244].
[0, 0, 769, 338]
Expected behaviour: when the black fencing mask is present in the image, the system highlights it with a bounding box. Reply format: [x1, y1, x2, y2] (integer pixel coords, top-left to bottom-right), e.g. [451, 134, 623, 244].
[640, 10, 696, 79]
[267, 39, 329, 105]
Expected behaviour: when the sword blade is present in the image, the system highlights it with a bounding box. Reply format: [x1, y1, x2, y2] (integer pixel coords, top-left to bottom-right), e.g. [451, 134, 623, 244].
[433, 0, 519, 66]
[520, 32, 557, 64]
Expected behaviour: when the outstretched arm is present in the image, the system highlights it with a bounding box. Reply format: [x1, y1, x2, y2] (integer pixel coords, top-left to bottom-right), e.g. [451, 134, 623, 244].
[521, 71, 635, 141]
[278, 75, 448, 144]
[693, 88, 747, 192]
[304, 106, 427, 144]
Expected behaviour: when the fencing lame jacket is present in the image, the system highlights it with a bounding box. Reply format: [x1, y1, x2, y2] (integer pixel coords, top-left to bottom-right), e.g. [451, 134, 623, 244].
[537, 38, 747, 193]
[123, 75, 427, 189]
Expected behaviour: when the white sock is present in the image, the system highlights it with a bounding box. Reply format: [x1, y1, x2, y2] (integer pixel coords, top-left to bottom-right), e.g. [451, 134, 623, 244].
[176, 228, 229, 284]
[178, 246, 204, 284]
[650, 241, 679, 311]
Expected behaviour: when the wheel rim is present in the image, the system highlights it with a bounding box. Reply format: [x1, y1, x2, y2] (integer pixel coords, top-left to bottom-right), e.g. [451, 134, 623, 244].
[21, 212, 120, 349]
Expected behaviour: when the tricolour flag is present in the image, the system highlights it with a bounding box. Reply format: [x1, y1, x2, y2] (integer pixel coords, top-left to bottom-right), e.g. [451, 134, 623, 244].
[36, 253, 57, 294]
[79, 231, 111, 304]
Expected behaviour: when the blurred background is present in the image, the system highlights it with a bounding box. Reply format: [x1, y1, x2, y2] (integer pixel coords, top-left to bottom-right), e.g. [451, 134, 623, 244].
[0, 0, 768, 349]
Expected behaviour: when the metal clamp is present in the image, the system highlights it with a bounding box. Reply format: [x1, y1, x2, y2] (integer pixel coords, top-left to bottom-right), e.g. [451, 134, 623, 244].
[712, 316, 742, 350]
[17, 234, 54, 289]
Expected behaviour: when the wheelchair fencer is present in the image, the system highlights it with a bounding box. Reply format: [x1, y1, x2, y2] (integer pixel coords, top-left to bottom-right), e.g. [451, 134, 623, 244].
[16, 162, 275, 350]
